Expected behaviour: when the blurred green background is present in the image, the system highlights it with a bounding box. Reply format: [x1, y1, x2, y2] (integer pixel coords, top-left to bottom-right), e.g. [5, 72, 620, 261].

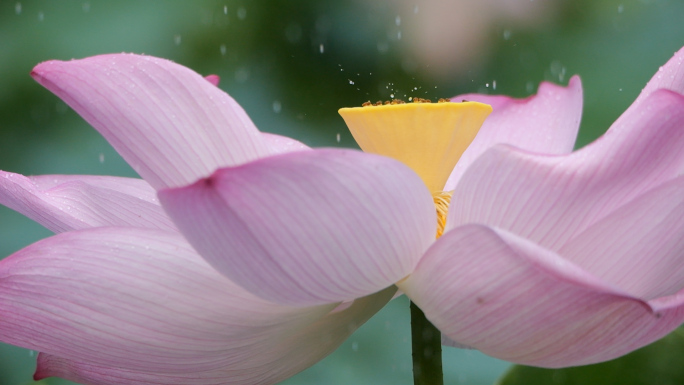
[0, 0, 683, 384]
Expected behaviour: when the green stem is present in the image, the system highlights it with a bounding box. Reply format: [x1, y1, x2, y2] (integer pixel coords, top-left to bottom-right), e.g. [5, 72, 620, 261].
[410, 301, 444, 385]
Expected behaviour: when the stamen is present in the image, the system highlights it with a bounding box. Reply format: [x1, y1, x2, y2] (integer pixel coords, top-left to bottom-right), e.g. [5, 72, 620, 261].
[433, 190, 453, 238]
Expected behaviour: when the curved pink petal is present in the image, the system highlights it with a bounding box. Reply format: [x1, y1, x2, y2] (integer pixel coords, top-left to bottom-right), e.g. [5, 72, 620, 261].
[32, 54, 272, 190]
[398, 225, 684, 367]
[558, 176, 684, 300]
[35, 290, 394, 385]
[445, 76, 582, 190]
[0, 227, 392, 382]
[159, 149, 435, 306]
[0, 172, 176, 233]
[262, 132, 311, 154]
[448, 89, 684, 252]
[204, 74, 220, 86]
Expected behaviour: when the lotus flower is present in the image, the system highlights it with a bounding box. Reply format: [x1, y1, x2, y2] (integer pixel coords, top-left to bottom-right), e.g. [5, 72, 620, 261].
[1, 47, 684, 384]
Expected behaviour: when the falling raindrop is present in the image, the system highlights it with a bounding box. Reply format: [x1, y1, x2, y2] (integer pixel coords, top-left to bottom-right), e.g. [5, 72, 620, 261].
[237, 6, 247, 20]
[223, 5, 228, 14]
[348, 79, 354, 85]
[174, 34, 182, 45]
[319, 44, 324, 53]
[15, 2, 21, 15]
[503, 30, 512, 40]
[82, 2, 90, 12]
[235, 68, 250, 83]
[220, 44, 227, 55]
[99, 153, 105, 163]
[617, 4, 624, 13]
[390, 93, 395, 98]
[272, 101, 282, 113]
[336, 133, 341, 143]
[377, 41, 389, 53]
[414, 5, 419, 13]
[492, 80, 497, 90]
[37, 11, 44, 21]
[395, 15, 401, 26]
[351, 341, 359, 352]
[485, 83, 489, 88]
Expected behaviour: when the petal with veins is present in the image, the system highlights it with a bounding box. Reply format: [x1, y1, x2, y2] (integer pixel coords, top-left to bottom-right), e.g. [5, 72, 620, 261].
[446, 76, 582, 189]
[559, 176, 684, 300]
[0, 172, 176, 233]
[159, 149, 435, 306]
[0, 227, 392, 381]
[32, 54, 272, 190]
[449, 89, 684, 252]
[34, 289, 394, 385]
[399, 225, 684, 367]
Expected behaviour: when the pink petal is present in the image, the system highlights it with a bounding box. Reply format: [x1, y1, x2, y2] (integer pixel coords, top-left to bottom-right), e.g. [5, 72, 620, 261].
[261, 132, 311, 154]
[204, 74, 220, 86]
[448, 89, 684, 252]
[32, 54, 272, 190]
[445, 76, 582, 190]
[559, 176, 684, 300]
[159, 149, 435, 306]
[0, 172, 176, 233]
[398, 224, 684, 367]
[36, 288, 394, 385]
[0, 227, 392, 381]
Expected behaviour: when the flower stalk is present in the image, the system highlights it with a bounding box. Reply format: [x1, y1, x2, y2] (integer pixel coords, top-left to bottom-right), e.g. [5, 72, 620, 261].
[411, 300, 444, 385]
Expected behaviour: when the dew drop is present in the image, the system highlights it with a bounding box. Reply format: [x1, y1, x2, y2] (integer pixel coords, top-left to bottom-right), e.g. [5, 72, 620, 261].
[237, 6, 247, 20]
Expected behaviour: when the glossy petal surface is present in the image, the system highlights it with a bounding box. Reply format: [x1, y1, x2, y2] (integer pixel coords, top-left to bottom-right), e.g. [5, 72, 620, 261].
[0, 172, 175, 232]
[399, 225, 684, 367]
[446, 76, 582, 189]
[160, 149, 435, 306]
[32, 54, 272, 190]
[0, 227, 392, 382]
